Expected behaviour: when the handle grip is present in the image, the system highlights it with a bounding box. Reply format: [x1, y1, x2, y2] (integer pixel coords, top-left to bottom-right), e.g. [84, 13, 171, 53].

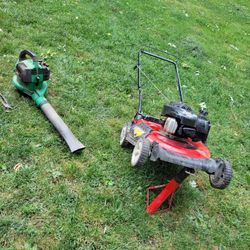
[19, 49, 38, 62]
[40, 102, 85, 153]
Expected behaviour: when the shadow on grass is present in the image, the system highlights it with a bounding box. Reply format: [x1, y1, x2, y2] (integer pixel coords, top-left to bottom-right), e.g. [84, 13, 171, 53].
[122, 146, 205, 213]
[123, 146, 184, 184]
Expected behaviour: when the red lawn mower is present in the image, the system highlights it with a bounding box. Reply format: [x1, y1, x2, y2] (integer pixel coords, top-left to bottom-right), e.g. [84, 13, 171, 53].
[120, 49, 233, 214]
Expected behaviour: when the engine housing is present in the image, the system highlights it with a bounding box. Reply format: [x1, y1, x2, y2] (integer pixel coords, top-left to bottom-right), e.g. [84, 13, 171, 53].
[161, 102, 210, 143]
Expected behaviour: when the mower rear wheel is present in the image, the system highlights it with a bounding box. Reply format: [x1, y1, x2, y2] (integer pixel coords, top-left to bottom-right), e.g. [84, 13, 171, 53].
[209, 160, 233, 189]
[120, 122, 131, 147]
[131, 138, 151, 167]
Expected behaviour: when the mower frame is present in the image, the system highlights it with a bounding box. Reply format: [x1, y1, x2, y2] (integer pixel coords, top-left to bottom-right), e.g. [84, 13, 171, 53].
[120, 49, 233, 214]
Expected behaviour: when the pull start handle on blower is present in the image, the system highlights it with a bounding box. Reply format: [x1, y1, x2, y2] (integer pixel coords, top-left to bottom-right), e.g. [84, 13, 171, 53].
[19, 49, 38, 61]
[12, 49, 85, 153]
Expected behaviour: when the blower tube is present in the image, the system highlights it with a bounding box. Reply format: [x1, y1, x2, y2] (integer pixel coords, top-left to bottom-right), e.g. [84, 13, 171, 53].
[40, 102, 85, 153]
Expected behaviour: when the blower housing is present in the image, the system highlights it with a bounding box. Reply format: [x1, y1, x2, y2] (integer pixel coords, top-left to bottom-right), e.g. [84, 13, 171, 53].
[161, 102, 210, 143]
[16, 59, 50, 85]
[12, 49, 85, 153]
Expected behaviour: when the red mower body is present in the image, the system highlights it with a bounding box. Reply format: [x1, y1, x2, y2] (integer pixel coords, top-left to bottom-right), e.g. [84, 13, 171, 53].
[133, 118, 210, 159]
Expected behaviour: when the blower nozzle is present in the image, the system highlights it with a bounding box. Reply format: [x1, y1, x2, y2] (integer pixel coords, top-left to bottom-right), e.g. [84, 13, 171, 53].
[40, 102, 85, 153]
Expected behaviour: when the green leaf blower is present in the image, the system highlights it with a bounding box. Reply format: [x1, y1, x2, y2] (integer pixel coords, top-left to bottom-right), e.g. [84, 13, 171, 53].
[12, 50, 85, 153]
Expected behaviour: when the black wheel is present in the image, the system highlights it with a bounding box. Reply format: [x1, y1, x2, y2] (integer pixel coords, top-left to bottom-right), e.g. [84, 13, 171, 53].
[131, 138, 151, 167]
[209, 160, 233, 189]
[120, 122, 131, 147]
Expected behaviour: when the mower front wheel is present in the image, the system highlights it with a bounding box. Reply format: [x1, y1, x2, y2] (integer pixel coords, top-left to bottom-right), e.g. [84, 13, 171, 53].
[120, 122, 131, 147]
[209, 160, 233, 189]
[131, 138, 151, 167]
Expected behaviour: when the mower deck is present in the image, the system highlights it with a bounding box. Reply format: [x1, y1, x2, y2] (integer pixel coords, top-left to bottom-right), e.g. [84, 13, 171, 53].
[131, 118, 210, 158]
[126, 118, 219, 173]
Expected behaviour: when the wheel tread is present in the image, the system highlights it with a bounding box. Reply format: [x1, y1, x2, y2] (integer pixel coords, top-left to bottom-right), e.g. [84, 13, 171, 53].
[131, 138, 151, 167]
[120, 122, 131, 147]
[209, 160, 233, 189]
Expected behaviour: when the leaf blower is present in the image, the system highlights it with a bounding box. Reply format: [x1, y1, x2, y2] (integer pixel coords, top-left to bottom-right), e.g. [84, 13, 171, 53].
[12, 50, 85, 153]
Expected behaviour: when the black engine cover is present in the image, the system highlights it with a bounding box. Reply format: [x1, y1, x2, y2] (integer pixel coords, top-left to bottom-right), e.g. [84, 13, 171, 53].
[161, 102, 210, 142]
[16, 61, 50, 84]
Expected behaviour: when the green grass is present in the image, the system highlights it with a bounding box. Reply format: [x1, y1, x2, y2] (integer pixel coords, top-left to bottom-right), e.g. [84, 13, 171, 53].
[0, 0, 249, 249]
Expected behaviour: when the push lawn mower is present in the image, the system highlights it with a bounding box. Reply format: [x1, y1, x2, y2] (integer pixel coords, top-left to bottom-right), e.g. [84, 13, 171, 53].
[12, 50, 85, 153]
[120, 49, 233, 214]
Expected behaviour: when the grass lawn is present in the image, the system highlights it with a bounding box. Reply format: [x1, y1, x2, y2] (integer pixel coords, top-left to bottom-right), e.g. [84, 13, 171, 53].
[0, 0, 249, 249]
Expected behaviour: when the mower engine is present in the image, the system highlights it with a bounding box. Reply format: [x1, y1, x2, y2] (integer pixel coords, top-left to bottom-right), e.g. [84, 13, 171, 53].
[161, 102, 210, 143]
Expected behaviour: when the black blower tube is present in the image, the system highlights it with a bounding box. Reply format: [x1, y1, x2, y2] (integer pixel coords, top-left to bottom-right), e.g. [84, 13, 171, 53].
[40, 102, 85, 153]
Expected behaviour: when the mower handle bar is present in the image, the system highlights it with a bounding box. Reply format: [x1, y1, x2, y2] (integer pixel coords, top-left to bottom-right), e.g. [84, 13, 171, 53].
[137, 49, 183, 114]
[19, 49, 38, 62]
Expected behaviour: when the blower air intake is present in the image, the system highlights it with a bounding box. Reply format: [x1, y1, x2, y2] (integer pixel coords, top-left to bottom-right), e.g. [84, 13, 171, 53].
[162, 102, 210, 143]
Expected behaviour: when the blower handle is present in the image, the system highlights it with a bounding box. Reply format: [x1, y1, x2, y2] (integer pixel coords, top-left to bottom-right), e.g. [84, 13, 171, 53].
[40, 102, 85, 153]
[19, 50, 38, 62]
